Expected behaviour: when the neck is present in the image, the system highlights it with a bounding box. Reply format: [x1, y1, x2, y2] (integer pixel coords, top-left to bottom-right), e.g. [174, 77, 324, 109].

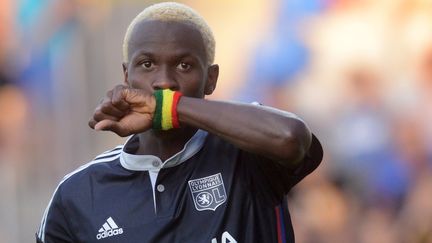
[135, 126, 198, 161]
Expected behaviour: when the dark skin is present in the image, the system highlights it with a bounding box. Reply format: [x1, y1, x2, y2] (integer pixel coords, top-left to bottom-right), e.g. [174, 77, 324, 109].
[88, 20, 312, 168]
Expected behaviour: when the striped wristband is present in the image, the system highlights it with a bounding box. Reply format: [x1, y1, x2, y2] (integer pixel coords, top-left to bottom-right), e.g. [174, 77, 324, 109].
[152, 89, 182, 130]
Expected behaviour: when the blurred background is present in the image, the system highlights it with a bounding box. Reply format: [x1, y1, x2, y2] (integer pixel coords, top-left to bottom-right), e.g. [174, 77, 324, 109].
[1, 0, 431, 242]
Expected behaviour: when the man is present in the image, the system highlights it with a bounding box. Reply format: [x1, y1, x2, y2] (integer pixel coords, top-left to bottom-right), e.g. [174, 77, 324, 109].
[37, 2, 323, 243]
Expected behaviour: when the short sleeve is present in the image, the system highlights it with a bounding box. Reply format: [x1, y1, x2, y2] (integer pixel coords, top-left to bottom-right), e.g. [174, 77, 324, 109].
[286, 134, 323, 187]
[249, 102, 323, 189]
[239, 133, 323, 202]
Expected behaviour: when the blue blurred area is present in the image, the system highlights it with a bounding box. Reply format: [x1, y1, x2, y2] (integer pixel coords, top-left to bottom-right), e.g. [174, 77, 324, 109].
[277, 0, 327, 22]
[17, 0, 47, 28]
[239, 0, 329, 103]
[17, 0, 77, 104]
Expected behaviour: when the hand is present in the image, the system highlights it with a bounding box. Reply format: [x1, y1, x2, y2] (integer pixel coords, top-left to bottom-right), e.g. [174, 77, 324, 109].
[88, 85, 156, 137]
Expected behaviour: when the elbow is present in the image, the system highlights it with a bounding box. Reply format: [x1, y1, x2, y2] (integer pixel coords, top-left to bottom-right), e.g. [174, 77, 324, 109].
[275, 119, 312, 167]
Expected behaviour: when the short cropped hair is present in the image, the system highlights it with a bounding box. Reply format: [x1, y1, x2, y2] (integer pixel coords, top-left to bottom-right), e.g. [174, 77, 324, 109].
[122, 2, 215, 66]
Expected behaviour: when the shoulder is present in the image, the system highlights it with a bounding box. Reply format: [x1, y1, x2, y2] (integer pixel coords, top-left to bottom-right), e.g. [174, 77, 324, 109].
[54, 145, 123, 195]
[200, 132, 239, 155]
[37, 146, 123, 241]
[63, 145, 122, 185]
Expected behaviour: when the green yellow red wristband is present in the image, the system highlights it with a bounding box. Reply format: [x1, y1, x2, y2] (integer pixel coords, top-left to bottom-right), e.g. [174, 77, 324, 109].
[152, 89, 182, 130]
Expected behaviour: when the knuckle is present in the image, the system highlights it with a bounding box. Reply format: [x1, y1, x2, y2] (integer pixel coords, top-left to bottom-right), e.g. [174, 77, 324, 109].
[114, 84, 125, 89]
[111, 98, 122, 107]
[114, 84, 126, 94]
[100, 102, 112, 113]
[93, 110, 105, 121]
[88, 119, 96, 128]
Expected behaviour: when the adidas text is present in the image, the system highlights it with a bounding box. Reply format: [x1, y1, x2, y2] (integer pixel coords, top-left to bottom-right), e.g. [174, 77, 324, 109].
[96, 228, 123, 240]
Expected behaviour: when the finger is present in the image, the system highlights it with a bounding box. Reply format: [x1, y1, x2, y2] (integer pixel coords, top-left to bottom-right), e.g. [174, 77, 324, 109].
[93, 107, 122, 122]
[94, 120, 131, 137]
[111, 85, 130, 111]
[99, 95, 112, 106]
[122, 88, 147, 104]
[94, 119, 115, 131]
[88, 118, 97, 129]
[100, 101, 128, 117]
[122, 89, 156, 114]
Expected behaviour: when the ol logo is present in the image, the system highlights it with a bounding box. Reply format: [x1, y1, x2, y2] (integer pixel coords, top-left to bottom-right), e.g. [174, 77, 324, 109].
[188, 173, 227, 211]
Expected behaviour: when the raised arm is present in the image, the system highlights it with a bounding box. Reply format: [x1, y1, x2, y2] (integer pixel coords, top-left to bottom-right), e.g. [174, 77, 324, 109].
[89, 86, 313, 169]
[177, 97, 312, 168]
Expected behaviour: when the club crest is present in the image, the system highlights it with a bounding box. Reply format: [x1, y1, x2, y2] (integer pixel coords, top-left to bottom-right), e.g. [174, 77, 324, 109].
[188, 173, 227, 211]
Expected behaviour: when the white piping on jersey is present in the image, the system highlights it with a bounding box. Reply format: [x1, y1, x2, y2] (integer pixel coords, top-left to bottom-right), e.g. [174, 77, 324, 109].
[37, 147, 122, 242]
[94, 146, 123, 159]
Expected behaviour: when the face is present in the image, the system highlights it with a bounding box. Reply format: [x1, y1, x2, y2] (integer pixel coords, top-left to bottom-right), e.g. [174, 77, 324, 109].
[123, 20, 218, 98]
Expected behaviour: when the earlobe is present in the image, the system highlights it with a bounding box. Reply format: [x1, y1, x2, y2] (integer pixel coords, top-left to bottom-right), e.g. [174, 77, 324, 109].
[122, 63, 129, 85]
[205, 64, 219, 95]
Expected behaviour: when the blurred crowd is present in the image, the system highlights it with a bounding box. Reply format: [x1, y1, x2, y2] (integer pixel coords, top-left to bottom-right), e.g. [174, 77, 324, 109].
[0, 0, 431, 242]
[238, 0, 432, 242]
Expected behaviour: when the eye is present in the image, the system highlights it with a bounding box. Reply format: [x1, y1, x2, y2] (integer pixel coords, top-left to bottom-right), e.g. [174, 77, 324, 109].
[141, 61, 154, 69]
[177, 62, 191, 71]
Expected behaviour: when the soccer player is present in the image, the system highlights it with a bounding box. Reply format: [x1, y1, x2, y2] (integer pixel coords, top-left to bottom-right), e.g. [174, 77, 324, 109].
[37, 2, 323, 243]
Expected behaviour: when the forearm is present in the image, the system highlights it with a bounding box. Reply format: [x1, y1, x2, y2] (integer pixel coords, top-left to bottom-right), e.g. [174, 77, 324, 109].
[177, 97, 312, 168]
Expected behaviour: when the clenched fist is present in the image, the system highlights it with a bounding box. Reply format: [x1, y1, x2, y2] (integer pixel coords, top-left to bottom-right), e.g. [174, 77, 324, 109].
[88, 85, 156, 137]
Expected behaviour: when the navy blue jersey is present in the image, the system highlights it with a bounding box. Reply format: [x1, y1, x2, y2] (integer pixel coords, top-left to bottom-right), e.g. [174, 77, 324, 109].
[37, 130, 322, 243]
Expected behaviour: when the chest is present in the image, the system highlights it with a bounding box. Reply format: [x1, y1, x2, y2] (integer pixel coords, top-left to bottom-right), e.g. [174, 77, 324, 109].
[65, 152, 287, 243]
[69, 159, 241, 242]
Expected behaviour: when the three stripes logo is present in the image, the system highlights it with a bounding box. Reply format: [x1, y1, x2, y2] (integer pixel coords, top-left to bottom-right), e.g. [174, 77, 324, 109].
[96, 217, 123, 240]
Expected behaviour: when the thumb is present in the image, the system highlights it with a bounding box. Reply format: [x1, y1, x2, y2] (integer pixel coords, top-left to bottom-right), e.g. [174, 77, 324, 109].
[94, 120, 115, 131]
[94, 120, 130, 137]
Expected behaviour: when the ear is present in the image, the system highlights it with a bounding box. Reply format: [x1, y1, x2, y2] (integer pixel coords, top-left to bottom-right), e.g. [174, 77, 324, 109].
[122, 63, 129, 85]
[204, 64, 219, 95]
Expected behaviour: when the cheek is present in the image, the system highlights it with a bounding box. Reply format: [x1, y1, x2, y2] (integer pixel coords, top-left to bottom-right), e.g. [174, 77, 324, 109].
[182, 82, 207, 98]
[180, 73, 207, 97]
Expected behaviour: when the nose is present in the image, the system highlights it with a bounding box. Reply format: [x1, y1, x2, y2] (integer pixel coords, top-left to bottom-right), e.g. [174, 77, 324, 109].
[152, 66, 179, 90]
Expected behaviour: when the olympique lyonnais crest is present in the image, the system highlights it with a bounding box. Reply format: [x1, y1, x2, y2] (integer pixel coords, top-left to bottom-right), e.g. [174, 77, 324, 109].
[188, 173, 227, 211]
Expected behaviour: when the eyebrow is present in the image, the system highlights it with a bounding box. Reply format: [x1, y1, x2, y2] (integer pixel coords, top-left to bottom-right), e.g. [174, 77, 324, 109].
[131, 49, 202, 62]
[132, 51, 154, 59]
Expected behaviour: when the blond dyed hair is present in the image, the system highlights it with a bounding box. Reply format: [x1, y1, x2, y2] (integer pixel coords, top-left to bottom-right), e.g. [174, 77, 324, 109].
[122, 2, 215, 65]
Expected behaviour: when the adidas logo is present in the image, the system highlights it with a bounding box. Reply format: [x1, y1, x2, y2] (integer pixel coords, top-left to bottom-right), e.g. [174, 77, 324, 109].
[96, 217, 124, 240]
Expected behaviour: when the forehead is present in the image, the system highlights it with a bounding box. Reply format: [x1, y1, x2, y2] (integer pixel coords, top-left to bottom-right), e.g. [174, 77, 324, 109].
[128, 20, 207, 62]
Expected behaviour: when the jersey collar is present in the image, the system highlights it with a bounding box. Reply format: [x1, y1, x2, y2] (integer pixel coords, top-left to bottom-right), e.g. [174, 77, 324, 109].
[120, 129, 208, 171]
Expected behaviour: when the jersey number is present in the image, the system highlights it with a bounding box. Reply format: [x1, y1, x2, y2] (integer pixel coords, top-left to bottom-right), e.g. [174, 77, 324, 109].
[211, 231, 237, 243]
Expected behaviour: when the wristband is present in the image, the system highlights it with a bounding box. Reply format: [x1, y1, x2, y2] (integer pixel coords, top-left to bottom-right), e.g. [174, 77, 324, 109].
[153, 89, 182, 130]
